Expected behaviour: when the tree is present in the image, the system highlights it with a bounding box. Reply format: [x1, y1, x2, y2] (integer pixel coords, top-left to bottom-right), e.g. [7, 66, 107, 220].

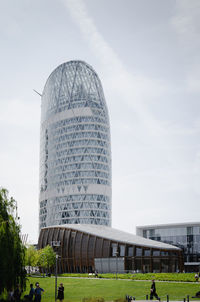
[38, 245, 56, 273]
[0, 188, 26, 296]
[25, 245, 39, 274]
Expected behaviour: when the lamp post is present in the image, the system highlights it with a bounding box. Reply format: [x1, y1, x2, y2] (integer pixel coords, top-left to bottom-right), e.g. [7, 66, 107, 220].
[51, 241, 61, 302]
[42, 253, 45, 277]
[115, 251, 118, 280]
[132, 256, 135, 273]
[55, 254, 59, 302]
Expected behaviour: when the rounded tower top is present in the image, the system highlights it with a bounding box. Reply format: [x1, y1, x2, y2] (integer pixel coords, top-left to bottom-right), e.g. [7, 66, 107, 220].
[41, 60, 108, 123]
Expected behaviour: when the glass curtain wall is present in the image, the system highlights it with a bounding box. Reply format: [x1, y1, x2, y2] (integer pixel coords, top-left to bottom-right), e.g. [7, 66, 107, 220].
[39, 61, 112, 229]
[141, 225, 200, 263]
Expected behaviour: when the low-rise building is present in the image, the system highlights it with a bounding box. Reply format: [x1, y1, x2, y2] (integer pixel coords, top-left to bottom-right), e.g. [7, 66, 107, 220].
[136, 222, 200, 272]
[38, 224, 183, 273]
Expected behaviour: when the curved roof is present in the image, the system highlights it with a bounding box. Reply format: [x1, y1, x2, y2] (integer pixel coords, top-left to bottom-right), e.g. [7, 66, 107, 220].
[46, 60, 99, 80]
[42, 224, 180, 250]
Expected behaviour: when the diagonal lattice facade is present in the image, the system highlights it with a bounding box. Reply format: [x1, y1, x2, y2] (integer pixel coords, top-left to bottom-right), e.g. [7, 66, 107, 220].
[39, 61, 112, 230]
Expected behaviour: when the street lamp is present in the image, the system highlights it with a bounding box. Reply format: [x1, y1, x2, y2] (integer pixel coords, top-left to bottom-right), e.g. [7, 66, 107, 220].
[51, 241, 61, 302]
[42, 253, 45, 278]
[55, 254, 59, 302]
[115, 251, 118, 280]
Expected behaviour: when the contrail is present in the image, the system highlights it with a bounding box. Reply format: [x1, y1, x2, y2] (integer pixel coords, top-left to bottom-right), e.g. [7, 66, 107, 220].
[61, 0, 165, 137]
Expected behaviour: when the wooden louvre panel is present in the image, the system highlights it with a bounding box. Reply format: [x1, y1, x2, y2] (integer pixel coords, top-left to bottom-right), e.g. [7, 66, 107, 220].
[48, 228, 54, 246]
[68, 231, 76, 256]
[88, 235, 96, 266]
[62, 229, 70, 272]
[38, 229, 45, 248]
[81, 234, 89, 265]
[74, 232, 82, 266]
[43, 229, 49, 247]
[53, 228, 60, 243]
[102, 239, 110, 257]
[59, 228, 65, 255]
[62, 229, 69, 258]
[68, 230, 76, 272]
[95, 237, 103, 258]
[59, 228, 65, 272]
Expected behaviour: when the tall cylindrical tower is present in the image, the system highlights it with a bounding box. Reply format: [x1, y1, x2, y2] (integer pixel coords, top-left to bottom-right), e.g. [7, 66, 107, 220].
[39, 61, 111, 230]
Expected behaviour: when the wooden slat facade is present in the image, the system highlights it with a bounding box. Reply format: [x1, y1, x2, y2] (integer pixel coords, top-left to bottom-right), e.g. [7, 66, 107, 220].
[38, 227, 184, 273]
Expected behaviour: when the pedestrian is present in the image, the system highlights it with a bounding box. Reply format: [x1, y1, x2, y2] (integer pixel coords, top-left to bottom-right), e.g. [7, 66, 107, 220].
[150, 279, 160, 300]
[8, 289, 14, 301]
[195, 273, 199, 282]
[34, 282, 44, 302]
[57, 283, 64, 302]
[95, 270, 98, 278]
[13, 284, 21, 302]
[24, 284, 35, 301]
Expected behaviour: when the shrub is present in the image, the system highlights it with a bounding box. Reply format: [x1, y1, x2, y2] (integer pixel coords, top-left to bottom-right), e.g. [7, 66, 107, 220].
[82, 297, 104, 302]
[114, 299, 126, 302]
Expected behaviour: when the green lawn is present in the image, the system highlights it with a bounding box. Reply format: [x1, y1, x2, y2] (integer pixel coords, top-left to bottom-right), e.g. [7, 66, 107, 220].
[23, 277, 200, 302]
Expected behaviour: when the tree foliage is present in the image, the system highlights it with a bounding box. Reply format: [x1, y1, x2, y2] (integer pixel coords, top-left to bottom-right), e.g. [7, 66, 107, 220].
[25, 245, 39, 274]
[0, 188, 26, 296]
[25, 245, 56, 275]
[38, 245, 56, 272]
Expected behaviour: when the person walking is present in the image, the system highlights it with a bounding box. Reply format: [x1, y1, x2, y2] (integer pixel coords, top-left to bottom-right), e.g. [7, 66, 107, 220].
[34, 282, 44, 302]
[150, 279, 160, 300]
[57, 283, 64, 302]
[13, 284, 21, 302]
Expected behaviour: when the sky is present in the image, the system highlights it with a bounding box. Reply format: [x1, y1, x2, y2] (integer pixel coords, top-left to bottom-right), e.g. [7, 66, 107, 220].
[0, 0, 200, 243]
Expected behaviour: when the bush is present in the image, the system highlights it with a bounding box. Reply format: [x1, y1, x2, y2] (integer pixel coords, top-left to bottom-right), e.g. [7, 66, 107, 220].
[114, 299, 126, 302]
[82, 297, 104, 302]
[58, 272, 198, 282]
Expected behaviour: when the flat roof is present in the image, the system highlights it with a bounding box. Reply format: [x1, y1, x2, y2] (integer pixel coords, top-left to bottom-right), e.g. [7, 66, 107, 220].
[42, 224, 180, 250]
[184, 262, 200, 266]
[136, 222, 200, 229]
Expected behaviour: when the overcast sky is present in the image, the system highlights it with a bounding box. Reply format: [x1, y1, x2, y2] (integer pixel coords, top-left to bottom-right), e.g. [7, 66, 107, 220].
[0, 0, 200, 243]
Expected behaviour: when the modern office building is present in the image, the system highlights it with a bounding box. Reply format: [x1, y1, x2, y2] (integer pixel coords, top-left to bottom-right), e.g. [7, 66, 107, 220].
[136, 222, 200, 272]
[38, 60, 184, 274]
[38, 224, 183, 273]
[39, 61, 111, 230]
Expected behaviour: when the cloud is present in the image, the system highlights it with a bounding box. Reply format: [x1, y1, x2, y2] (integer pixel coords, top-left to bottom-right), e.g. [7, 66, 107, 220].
[0, 3, 21, 38]
[61, 0, 168, 137]
[0, 98, 40, 128]
[0, 97, 40, 241]
[61, 0, 123, 73]
[60, 0, 200, 232]
[171, 0, 200, 42]
[171, 1, 200, 93]
[186, 66, 200, 93]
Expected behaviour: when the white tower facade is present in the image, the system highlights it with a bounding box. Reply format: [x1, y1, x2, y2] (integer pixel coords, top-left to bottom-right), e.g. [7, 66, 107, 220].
[39, 61, 111, 230]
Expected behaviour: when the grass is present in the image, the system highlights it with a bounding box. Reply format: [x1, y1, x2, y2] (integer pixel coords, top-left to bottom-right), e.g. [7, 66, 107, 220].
[59, 273, 199, 283]
[23, 276, 200, 302]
